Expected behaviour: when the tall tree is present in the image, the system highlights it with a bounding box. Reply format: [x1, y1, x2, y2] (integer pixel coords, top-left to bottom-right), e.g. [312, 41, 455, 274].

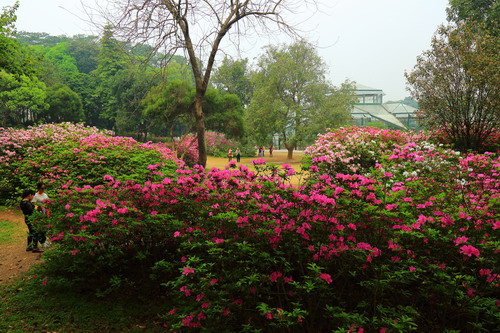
[108, 0, 311, 166]
[212, 56, 253, 106]
[447, 0, 499, 34]
[93, 26, 129, 129]
[0, 1, 47, 126]
[0, 70, 47, 126]
[112, 66, 162, 139]
[406, 23, 499, 151]
[248, 40, 354, 159]
[43, 84, 84, 123]
[67, 37, 100, 74]
[142, 80, 245, 139]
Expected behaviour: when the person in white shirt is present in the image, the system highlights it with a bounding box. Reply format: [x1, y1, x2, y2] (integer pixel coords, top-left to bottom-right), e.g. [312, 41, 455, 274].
[32, 182, 49, 247]
[32, 182, 49, 205]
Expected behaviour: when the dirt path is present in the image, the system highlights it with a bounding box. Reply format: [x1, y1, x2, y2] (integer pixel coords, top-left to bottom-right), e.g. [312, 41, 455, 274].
[0, 208, 43, 285]
[0, 151, 304, 285]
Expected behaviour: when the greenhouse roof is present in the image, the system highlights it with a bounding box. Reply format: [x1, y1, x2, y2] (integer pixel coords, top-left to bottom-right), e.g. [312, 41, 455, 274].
[384, 102, 418, 116]
[355, 84, 384, 94]
[353, 104, 406, 129]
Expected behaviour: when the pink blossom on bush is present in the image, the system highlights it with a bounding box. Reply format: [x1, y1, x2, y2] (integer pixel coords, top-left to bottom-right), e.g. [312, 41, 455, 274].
[460, 245, 480, 257]
[319, 273, 333, 284]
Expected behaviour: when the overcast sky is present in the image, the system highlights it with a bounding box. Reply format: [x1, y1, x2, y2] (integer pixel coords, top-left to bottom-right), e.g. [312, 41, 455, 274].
[5, 0, 450, 101]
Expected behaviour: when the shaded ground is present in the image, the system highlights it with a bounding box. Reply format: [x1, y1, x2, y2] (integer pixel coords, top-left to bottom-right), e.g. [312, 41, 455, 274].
[0, 208, 43, 284]
[0, 151, 304, 285]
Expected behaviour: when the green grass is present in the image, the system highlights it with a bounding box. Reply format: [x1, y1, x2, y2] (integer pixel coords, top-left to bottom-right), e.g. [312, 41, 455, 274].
[0, 220, 16, 245]
[0, 276, 167, 332]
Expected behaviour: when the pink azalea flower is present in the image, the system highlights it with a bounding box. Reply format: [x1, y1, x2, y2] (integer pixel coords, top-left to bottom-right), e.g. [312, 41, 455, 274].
[269, 271, 283, 282]
[454, 236, 469, 245]
[182, 267, 195, 275]
[179, 285, 191, 296]
[319, 273, 333, 284]
[460, 245, 480, 257]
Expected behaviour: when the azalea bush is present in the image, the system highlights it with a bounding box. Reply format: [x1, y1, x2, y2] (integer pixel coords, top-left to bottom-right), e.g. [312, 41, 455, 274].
[33, 136, 499, 332]
[303, 126, 431, 176]
[427, 127, 500, 154]
[0, 123, 180, 205]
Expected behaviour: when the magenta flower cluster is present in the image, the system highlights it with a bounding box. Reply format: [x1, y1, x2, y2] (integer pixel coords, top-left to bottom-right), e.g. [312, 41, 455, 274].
[31, 123, 499, 331]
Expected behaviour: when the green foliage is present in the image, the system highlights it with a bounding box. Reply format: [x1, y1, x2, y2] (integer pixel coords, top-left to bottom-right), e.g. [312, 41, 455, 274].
[66, 36, 99, 74]
[43, 84, 83, 122]
[204, 89, 245, 139]
[0, 123, 179, 205]
[212, 56, 253, 106]
[143, 80, 245, 139]
[406, 22, 500, 152]
[248, 40, 354, 154]
[0, 70, 48, 126]
[447, 0, 499, 34]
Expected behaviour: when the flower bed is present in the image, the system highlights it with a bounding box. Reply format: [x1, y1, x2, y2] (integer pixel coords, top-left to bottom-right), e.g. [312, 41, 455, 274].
[0, 123, 180, 204]
[32, 125, 499, 332]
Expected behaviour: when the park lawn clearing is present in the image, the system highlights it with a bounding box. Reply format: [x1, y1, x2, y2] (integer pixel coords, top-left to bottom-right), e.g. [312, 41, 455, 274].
[0, 220, 16, 245]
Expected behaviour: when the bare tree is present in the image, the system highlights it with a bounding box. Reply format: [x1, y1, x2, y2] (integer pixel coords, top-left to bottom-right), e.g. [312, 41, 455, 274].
[100, 0, 315, 166]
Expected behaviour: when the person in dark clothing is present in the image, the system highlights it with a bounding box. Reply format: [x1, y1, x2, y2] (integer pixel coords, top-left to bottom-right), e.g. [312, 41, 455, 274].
[235, 148, 241, 163]
[20, 189, 43, 253]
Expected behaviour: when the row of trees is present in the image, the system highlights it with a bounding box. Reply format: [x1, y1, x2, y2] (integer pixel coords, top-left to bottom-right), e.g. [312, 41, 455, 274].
[2, 0, 497, 163]
[1, 1, 356, 163]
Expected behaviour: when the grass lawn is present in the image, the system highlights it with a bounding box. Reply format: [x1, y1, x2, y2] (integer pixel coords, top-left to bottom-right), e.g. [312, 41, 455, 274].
[0, 220, 16, 245]
[0, 278, 167, 332]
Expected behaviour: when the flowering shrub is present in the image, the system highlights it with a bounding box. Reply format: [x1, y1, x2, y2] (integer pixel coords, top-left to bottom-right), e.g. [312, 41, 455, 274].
[304, 126, 431, 175]
[173, 131, 236, 163]
[33, 132, 499, 332]
[427, 127, 500, 154]
[0, 123, 180, 204]
[173, 131, 255, 163]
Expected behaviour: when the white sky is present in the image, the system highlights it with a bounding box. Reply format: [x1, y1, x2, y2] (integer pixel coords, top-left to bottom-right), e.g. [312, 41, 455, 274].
[3, 0, 450, 101]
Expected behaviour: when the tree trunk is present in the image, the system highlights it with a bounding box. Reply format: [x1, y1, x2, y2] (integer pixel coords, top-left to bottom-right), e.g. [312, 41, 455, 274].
[285, 144, 294, 159]
[194, 91, 207, 167]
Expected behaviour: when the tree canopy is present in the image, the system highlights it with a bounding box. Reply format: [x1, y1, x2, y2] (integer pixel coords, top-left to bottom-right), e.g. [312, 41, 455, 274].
[406, 22, 499, 152]
[211, 56, 253, 107]
[447, 0, 499, 34]
[108, 0, 313, 166]
[248, 40, 354, 158]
